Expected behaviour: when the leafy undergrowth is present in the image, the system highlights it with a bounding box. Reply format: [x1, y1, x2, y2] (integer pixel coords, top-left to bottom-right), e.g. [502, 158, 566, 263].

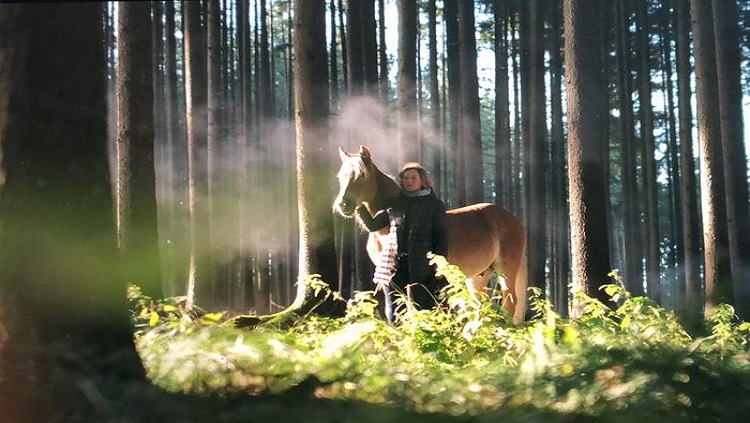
[131, 259, 750, 423]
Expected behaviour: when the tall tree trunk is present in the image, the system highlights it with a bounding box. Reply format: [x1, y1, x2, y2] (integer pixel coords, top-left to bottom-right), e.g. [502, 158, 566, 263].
[510, 11, 523, 217]
[494, 1, 512, 209]
[549, 0, 570, 316]
[690, 0, 733, 317]
[236, 0, 253, 306]
[660, 3, 683, 305]
[152, 1, 167, 236]
[331, 0, 352, 301]
[564, 0, 613, 310]
[0, 4, 147, 421]
[184, 0, 213, 310]
[248, 0, 271, 312]
[163, 0, 189, 297]
[362, 0, 378, 96]
[345, 0, 378, 97]
[397, 0, 419, 163]
[674, 0, 702, 318]
[341, 0, 379, 300]
[207, 0, 221, 244]
[346, 0, 364, 94]
[293, 0, 340, 309]
[615, 0, 644, 296]
[526, 0, 547, 294]
[444, 0, 462, 206]
[208, 0, 232, 308]
[519, 1, 531, 223]
[116, 2, 163, 299]
[457, 0, 483, 204]
[427, 0, 442, 183]
[239, 0, 253, 137]
[258, 0, 273, 121]
[377, 0, 389, 101]
[329, 0, 339, 102]
[636, 0, 660, 302]
[338, 0, 349, 92]
[712, 0, 750, 320]
[600, 3, 614, 271]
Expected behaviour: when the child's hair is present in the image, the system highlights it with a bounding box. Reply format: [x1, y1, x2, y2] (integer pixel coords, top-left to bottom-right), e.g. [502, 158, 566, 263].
[398, 162, 432, 189]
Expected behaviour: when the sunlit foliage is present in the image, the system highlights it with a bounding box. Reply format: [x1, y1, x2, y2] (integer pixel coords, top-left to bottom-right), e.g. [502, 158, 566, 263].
[131, 258, 750, 421]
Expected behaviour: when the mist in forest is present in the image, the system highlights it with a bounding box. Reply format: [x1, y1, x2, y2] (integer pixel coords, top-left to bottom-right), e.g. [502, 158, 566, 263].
[110, 87, 444, 257]
[132, 94, 441, 304]
[331, 96, 400, 173]
[332, 95, 446, 178]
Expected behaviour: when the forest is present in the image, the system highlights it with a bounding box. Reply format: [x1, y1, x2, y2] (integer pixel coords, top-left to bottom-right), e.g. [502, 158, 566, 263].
[1, 0, 750, 422]
[103, 0, 750, 324]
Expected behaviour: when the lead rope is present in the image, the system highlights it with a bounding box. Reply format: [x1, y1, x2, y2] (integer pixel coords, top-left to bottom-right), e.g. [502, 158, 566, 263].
[372, 217, 398, 290]
[372, 217, 399, 323]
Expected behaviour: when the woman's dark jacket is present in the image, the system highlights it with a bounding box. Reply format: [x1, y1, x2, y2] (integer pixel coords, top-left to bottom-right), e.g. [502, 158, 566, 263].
[357, 189, 449, 283]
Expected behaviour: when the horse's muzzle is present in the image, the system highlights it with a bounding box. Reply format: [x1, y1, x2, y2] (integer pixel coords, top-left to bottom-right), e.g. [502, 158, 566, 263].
[332, 198, 356, 217]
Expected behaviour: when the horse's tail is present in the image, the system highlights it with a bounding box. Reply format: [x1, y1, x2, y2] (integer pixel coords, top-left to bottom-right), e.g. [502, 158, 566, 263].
[513, 238, 528, 324]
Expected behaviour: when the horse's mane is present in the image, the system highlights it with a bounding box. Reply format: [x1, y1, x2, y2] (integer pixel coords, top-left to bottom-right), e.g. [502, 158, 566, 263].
[343, 153, 399, 187]
[366, 158, 400, 210]
[338, 154, 368, 180]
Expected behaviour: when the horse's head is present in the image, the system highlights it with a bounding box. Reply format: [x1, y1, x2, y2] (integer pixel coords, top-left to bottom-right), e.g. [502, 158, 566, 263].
[333, 145, 378, 217]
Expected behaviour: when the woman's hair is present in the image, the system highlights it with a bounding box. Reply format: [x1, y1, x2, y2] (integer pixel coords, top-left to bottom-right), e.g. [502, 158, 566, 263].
[398, 162, 433, 189]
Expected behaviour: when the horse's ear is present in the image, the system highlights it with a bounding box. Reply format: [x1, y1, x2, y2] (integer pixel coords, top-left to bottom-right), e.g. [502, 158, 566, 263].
[338, 146, 349, 161]
[359, 145, 371, 162]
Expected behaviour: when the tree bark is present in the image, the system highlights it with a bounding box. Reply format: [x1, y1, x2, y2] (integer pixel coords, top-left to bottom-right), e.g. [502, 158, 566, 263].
[292, 0, 340, 312]
[457, 0, 483, 205]
[549, 0, 570, 316]
[258, 0, 273, 120]
[526, 0, 547, 294]
[116, 1, 163, 299]
[636, 0, 661, 302]
[362, 0, 378, 96]
[615, 0, 644, 296]
[444, 0, 462, 206]
[564, 0, 614, 310]
[377, 0, 389, 100]
[346, 0, 364, 94]
[427, 0, 443, 183]
[690, 0, 733, 317]
[510, 10, 523, 217]
[345, 0, 378, 97]
[329, 0, 340, 102]
[659, 2, 683, 305]
[712, 0, 750, 320]
[674, 0, 702, 317]
[397, 0, 419, 163]
[494, 1, 512, 209]
[164, 0, 191, 298]
[184, 0, 213, 309]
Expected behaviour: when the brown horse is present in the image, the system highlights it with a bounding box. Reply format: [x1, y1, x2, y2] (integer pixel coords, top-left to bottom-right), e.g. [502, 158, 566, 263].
[333, 146, 527, 323]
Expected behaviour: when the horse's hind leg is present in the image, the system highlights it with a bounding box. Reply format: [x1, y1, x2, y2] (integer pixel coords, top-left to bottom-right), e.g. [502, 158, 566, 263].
[493, 247, 527, 324]
[495, 264, 517, 319]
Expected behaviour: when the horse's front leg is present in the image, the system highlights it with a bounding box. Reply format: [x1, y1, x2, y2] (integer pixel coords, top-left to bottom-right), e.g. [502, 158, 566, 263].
[465, 271, 492, 303]
[365, 231, 389, 264]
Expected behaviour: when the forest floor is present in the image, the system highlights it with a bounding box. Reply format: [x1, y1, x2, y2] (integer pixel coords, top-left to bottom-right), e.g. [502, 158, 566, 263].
[130, 268, 750, 423]
[117, 370, 750, 423]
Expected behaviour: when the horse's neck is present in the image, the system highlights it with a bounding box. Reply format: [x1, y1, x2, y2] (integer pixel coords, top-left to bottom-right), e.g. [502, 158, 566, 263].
[365, 165, 400, 214]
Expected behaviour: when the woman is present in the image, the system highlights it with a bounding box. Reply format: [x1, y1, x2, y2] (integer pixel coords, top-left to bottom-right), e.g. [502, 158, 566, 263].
[356, 162, 449, 322]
